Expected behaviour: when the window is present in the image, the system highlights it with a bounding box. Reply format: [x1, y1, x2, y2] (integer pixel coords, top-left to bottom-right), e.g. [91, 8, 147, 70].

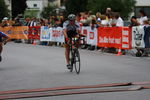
[33, 4, 37, 8]
[135, 7, 150, 18]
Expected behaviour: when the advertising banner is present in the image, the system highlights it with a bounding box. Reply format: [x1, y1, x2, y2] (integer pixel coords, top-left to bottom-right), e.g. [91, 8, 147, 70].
[132, 26, 145, 48]
[40, 26, 51, 41]
[28, 26, 40, 39]
[0, 26, 28, 39]
[98, 27, 131, 49]
[87, 27, 98, 46]
[50, 27, 64, 42]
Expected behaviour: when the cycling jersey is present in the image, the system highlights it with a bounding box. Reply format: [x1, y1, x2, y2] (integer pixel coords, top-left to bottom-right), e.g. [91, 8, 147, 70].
[63, 21, 80, 38]
[0, 32, 8, 42]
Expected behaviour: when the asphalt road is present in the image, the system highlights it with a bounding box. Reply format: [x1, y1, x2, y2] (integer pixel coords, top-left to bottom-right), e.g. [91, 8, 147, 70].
[0, 42, 150, 100]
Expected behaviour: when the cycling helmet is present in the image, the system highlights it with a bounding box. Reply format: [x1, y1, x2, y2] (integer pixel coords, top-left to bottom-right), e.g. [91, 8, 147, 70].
[68, 14, 76, 20]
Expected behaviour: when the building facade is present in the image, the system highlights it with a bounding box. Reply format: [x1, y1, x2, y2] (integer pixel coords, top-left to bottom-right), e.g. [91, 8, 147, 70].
[135, 0, 150, 18]
[26, 0, 48, 11]
[26, 0, 60, 10]
[26, 0, 60, 17]
[4, 0, 150, 18]
[4, 0, 12, 17]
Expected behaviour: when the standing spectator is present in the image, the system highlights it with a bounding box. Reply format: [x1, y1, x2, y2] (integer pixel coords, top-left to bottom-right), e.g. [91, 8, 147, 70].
[76, 13, 83, 27]
[130, 16, 140, 27]
[1, 17, 10, 27]
[80, 12, 89, 26]
[96, 19, 101, 28]
[106, 8, 112, 15]
[108, 12, 116, 27]
[114, 13, 124, 27]
[101, 15, 109, 27]
[29, 17, 37, 26]
[96, 12, 101, 23]
[13, 18, 22, 26]
[139, 9, 148, 25]
[106, 7, 112, 20]
[24, 17, 31, 26]
[143, 20, 149, 25]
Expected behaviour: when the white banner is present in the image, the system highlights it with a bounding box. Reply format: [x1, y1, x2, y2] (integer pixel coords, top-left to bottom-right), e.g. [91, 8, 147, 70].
[132, 26, 145, 48]
[80, 26, 89, 43]
[40, 26, 51, 41]
[50, 27, 64, 43]
[87, 27, 98, 46]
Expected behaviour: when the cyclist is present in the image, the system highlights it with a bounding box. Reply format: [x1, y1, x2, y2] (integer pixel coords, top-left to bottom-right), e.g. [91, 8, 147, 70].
[0, 31, 10, 62]
[63, 14, 81, 69]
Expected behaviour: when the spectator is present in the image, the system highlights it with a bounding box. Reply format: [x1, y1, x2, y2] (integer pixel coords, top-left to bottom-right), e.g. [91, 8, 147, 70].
[108, 12, 116, 27]
[53, 18, 62, 27]
[90, 19, 96, 30]
[1, 17, 10, 27]
[106, 7, 112, 20]
[39, 18, 46, 26]
[13, 18, 22, 26]
[114, 13, 124, 27]
[87, 11, 96, 26]
[143, 20, 150, 25]
[24, 17, 31, 26]
[96, 19, 101, 28]
[76, 13, 83, 27]
[96, 12, 101, 23]
[101, 15, 109, 27]
[29, 17, 37, 26]
[80, 12, 89, 26]
[139, 9, 148, 25]
[106, 7, 112, 14]
[130, 16, 140, 27]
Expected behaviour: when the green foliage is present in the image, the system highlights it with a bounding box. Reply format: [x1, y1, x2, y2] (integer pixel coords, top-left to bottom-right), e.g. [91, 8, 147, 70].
[12, 0, 27, 18]
[87, 0, 136, 19]
[40, 3, 57, 19]
[0, 0, 9, 21]
[65, 0, 88, 15]
[24, 10, 39, 18]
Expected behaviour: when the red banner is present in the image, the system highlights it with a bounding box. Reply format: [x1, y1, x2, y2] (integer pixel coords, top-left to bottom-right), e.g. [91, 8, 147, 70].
[98, 27, 131, 49]
[28, 26, 41, 39]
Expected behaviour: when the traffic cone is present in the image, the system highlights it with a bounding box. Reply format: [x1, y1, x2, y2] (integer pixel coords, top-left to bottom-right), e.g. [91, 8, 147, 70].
[116, 48, 122, 56]
[32, 40, 37, 45]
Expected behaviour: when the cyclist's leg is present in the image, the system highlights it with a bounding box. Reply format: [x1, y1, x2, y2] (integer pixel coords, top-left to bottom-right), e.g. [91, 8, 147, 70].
[65, 44, 70, 65]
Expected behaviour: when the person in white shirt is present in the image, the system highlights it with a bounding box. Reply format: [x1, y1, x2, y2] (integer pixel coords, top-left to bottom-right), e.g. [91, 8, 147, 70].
[29, 17, 37, 26]
[101, 15, 109, 27]
[139, 9, 148, 25]
[115, 13, 124, 27]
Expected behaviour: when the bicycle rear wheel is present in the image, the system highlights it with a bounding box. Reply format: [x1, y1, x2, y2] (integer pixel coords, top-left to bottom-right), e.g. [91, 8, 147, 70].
[74, 49, 81, 74]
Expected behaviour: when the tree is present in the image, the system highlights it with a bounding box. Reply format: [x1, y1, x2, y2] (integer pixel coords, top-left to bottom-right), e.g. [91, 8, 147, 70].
[40, 3, 57, 19]
[12, 0, 27, 18]
[65, 0, 88, 15]
[0, 0, 9, 21]
[87, 0, 136, 19]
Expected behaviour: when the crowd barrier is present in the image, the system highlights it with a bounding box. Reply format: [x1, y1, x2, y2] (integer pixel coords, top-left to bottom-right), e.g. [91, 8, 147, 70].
[0, 26, 28, 39]
[0, 26, 150, 49]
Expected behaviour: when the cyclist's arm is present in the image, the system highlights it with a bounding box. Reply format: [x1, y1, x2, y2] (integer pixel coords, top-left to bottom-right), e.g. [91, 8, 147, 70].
[0, 32, 10, 44]
[63, 21, 69, 39]
[63, 28, 68, 39]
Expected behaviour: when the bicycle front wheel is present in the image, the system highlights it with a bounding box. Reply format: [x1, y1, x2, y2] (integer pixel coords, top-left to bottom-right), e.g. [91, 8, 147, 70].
[69, 50, 74, 72]
[74, 49, 81, 74]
